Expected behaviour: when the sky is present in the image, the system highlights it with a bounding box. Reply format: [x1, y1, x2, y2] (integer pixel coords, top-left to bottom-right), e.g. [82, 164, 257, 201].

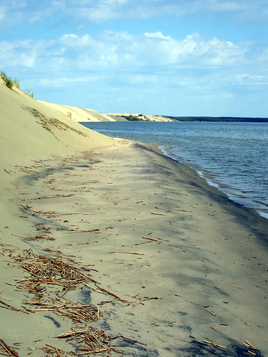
[1, 0, 268, 117]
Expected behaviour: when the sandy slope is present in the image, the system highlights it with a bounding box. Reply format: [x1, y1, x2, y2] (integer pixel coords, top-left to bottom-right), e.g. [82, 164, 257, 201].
[38, 101, 122, 122]
[0, 79, 115, 197]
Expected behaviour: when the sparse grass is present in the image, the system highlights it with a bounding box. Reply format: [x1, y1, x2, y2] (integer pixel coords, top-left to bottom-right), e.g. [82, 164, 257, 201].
[1, 71, 13, 88]
[1, 72, 34, 97]
[24, 89, 35, 99]
[0, 71, 7, 81]
[13, 78, 20, 89]
[66, 112, 72, 118]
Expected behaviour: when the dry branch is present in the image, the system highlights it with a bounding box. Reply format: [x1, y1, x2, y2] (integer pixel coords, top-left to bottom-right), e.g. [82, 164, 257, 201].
[202, 340, 225, 349]
[0, 298, 29, 314]
[0, 337, 19, 357]
[245, 340, 256, 349]
[204, 308, 216, 316]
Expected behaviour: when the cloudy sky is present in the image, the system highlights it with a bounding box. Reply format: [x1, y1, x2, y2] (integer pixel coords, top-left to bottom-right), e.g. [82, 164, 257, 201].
[1, 0, 268, 117]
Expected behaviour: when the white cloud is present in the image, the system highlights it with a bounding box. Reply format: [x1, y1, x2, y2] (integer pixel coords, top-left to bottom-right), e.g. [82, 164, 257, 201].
[0, 31, 254, 72]
[1, 30, 267, 116]
[144, 32, 172, 40]
[0, 0, 268, 27]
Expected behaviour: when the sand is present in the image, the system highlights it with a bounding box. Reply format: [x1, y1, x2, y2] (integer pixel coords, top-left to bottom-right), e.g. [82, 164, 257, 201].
[0, 79, 267, 357]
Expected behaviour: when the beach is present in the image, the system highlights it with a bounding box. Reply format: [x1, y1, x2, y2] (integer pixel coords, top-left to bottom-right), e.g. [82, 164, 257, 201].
[0, 79, 268, 356]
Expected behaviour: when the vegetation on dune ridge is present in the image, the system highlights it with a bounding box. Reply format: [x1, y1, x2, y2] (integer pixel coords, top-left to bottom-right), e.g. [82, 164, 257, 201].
[1, 71, 34, 98]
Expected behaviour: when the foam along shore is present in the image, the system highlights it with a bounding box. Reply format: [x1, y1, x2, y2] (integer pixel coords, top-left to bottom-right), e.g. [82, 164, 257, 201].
[0, 79, 268, 356]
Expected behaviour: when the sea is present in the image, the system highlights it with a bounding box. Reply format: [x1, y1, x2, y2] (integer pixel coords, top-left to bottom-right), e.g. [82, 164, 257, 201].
[81, 121, 268, 220]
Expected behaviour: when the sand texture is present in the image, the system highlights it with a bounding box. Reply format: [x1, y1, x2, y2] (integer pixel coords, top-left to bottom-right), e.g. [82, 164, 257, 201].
[38, 101, 119, 122]
[0, 79, 268, 356]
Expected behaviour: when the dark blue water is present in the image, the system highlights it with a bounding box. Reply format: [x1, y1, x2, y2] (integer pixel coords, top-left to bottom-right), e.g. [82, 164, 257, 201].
[81, 121, 268, 219]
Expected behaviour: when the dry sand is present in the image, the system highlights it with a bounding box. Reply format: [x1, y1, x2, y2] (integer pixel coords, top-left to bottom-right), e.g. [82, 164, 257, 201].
[0, 79, 267, 357]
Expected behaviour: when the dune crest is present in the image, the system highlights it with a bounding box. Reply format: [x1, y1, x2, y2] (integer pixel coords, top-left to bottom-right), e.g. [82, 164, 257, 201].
[0, 79, 114, 197]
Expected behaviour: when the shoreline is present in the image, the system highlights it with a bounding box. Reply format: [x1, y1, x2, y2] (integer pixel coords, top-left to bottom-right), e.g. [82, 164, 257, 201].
[81, 121, 268, 222]
[1, 141, 267, 356]
[159, 145, 268, 222]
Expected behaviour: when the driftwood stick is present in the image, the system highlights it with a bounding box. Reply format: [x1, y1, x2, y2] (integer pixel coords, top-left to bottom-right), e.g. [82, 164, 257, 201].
[245, 340, 256, 349]
[109, 251, 144, 256]
[79, 348, 107, 355]
[204, 308, 216, 316]
[110, 347, 124, 354]
[111, 335, 146, 346]
[0, 298, 29, 314]
[95, 286, 130, 304]
[0, 337, 19, 357]
[45, 344, 72, 355]
[82, 283, 105, 294]
[142, 237, 159, 242]
[55, 330, 87, 339]
[202, 340, 225, 349]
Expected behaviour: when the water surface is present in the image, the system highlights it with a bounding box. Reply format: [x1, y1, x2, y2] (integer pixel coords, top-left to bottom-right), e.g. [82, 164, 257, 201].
[81, 121, 268, 219]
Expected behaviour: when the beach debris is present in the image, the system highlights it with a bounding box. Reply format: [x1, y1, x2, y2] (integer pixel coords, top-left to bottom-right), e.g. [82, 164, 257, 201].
[41, 328, 126, 356]
[142, 237, 159, 242]
[140, 237, 169, 244]
[230, 284, 242, 289]
[204, 308, 216, 316]
[110, 335, 147, 346]
[1, 245, 137, 355]
[202, 339, 225, 349]
[0, 297, 29, 314]
[64, 228, 100, 233]
[0, 336, 19, 357]
[244, 340, 256, 349]
[110, 251, 144, 256]
[23, 300, 100, 322]
[83, 283, 130, 304]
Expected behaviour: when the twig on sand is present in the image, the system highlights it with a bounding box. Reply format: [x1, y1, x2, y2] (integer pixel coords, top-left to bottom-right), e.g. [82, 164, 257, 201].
[244, 340, 256, 349]
[230, 284, 242, 289]
[204, 308, 216, 316]
[64, 229, 100, 234]
[110, 251, 144, 256]
[0, 337, 19, 357]
[0, 298, 29, 314]
[111, 335, 147, 346]
[142, 237, 159, 242]
[202, 340, 225, 349]
[54, 329, 125, 355]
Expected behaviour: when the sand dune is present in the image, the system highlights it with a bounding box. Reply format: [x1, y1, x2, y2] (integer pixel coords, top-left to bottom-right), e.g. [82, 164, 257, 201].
[0, 79, 115, 197]
[38, 101, 120, 122]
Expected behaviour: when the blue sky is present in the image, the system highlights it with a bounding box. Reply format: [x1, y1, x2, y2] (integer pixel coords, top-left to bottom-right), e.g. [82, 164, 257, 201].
[1, 0, 268, 117]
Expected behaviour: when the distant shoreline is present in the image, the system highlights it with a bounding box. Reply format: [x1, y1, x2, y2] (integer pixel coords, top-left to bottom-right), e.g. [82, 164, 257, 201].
[108, 113, 268, 122]
[166, 116, 268, 122]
